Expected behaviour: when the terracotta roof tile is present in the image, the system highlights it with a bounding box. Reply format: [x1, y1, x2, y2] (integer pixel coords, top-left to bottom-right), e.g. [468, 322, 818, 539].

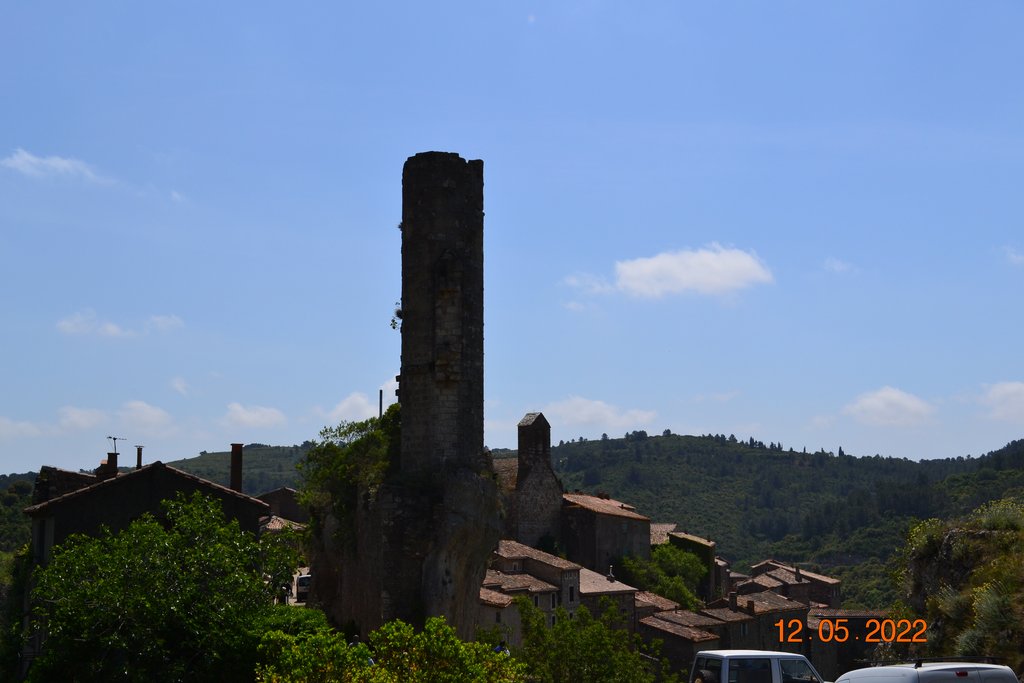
[495, 540, 580, 571]
[640, 616, 719, 642]
[563, 493, 649, 521]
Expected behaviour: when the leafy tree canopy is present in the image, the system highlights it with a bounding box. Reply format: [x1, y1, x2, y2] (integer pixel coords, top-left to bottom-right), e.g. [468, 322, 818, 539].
[257, 615, 526, 682]
[617, 544, 706, 609]
[514, 597, 675, 683]
[27, 492, 301, 682]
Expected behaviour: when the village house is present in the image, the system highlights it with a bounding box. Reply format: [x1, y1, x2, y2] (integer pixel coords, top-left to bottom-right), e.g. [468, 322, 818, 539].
[24, 446, 272, 566]
[562, 492, 651, 573]
[744, 559, 842, 607]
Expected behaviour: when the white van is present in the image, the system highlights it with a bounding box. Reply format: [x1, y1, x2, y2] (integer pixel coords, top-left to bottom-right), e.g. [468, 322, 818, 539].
[691, 650, 827, 683]
[836, 662, 1017, 683]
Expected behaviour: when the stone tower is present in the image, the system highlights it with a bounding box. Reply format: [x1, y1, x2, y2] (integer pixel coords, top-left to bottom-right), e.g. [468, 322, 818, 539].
[311, 152, 500, 640]
[514, 412, 564, 547]
[399, 151, 486, 474]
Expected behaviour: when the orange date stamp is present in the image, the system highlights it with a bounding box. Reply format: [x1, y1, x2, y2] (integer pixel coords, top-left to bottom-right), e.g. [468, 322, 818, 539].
[774, 618, 929, 643]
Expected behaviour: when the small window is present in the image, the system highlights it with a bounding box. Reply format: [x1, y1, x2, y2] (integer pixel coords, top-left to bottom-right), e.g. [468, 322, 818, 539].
[569, 585, 575, 602]
[533, 595, 539, 607]
[550, 594, 556, 609]
[495, 611, 501, 624]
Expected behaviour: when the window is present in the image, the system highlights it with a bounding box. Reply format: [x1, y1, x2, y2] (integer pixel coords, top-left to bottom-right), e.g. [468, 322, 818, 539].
[569, 585, 575, 602]
[780, 659, 820, 683]
[550, 594, 556, 609]
[533, 595, 539, 607]
[728, 659, 772, 683]
[495, 611, 501, 623]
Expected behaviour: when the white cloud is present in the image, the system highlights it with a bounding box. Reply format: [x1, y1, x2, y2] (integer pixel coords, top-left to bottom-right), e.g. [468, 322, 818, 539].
[563, 273, 614, 295]
[58, 406, 107, 431]
[0, 416, 43, 438]
[1, 148, 112, 184]
[843, 386, 934, 427]
[119, 400, 175, 436]
[170, 377, 189, 396]
[327, 393, 377, 423]
[543, 395, 656, 431]
[980, 382, 1024, 423]
[614, 243, 774, 297]
[1004, 247, 1024, 266]
[56, 309, 133, 337]
[223, 402, 287, 429]
[170, 190, 186, 203]
[147, 314, 184, 333]
[823, 257, 854, 273]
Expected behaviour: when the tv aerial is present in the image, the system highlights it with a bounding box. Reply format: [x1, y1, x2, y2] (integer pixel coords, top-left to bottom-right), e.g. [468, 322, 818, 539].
[107, 435, 126, 454]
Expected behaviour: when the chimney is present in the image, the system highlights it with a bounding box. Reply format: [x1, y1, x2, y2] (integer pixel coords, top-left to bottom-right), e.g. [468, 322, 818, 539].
[136, 445, 144, 470]
[98, 452, 118, 480]
[745, 599, 756, 615]
[230, 443, 243, 492]
[729, 592, 738, 610]
[795, 566, 802, 581]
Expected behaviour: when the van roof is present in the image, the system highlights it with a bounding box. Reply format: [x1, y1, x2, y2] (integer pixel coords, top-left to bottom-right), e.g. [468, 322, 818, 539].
[698, 650, 812, 658]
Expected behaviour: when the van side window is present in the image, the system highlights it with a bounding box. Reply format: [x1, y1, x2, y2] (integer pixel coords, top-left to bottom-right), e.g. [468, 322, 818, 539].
[729, 658, 772, 683]
[693, 658, 722, 683]
[780, 659, 820, 683]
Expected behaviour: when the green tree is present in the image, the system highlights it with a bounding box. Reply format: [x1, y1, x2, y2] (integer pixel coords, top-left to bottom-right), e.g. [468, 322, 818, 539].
[257, 615, 526, 682]
[617, 544, 706, 609]
[299, 403, 400, 545]
[27, 492, 300, 682]
[515, 598, 672, 683]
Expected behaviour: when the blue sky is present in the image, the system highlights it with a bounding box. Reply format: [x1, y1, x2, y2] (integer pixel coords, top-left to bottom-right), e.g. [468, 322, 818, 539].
[3, 2, 1023, 474]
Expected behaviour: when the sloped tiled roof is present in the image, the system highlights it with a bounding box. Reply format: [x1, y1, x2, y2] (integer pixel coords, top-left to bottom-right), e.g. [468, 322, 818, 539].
[579, 566, 636, 595]
[636, 591, 679, 612]
[484, 569, 557, 594]
[480, 587, 514, 608]
[700, 607, 754, 623]
[640, 616, 719, 642]
[563, 493, 649, 521]
[655, 609, 725, 629]
[668, 531, 715, 548]
[24, 461, 269, 515]
[496, 539, 580, 571]
[750, 559, 840, 585]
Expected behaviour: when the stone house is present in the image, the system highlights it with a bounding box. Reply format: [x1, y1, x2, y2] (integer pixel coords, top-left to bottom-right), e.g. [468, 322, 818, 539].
[258, 486, 308, 523]
[562, 492, 651, 573]
[25, 456, 270, 566]
[578, 566, 638, 630]
[666, 531, 718, 601]
[746, 560, 841, 607]
[638, 615, 720, 674]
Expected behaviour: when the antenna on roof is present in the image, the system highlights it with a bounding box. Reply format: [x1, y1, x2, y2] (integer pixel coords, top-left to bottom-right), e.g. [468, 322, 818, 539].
[107, 436, 125, 454]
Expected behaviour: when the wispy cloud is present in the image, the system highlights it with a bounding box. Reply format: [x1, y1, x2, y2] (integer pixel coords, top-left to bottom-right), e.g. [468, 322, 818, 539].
[1004, 247, 1024, 266]
[1, 148, 113, 184]
[326, 393, 377, 423]
[223, 402, 287, 429]
[566, 244, 773, 301]
[58, 406, 108, 431]
[57, 310, 183, 338]
[823, 257, 855, 274]
[170, 377, 189, 396]
[543, 395, 656, 431]
[980, 381, 1024, 423]
[0, 416, 44, 438]
[119, 400, 175, 436]
[57, 309, 133, 337]
[843, 386, 934, 427]
[147, 314, 184, 333]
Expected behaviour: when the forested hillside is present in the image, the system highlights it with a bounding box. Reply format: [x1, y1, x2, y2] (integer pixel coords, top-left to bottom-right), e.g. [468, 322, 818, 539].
[168, 442, 313, 495]
[551, 433, 1024, 607]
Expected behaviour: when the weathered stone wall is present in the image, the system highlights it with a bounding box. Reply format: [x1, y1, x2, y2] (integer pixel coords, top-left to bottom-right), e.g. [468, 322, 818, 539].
[514, 413, 563, 547]
[325, 152, 499, 640]
[399, 151, 485, 475]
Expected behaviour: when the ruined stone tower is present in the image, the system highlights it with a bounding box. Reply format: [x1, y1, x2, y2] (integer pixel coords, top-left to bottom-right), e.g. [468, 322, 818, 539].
[399, 151, 485, 475]
[313, 152, 500, 639]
